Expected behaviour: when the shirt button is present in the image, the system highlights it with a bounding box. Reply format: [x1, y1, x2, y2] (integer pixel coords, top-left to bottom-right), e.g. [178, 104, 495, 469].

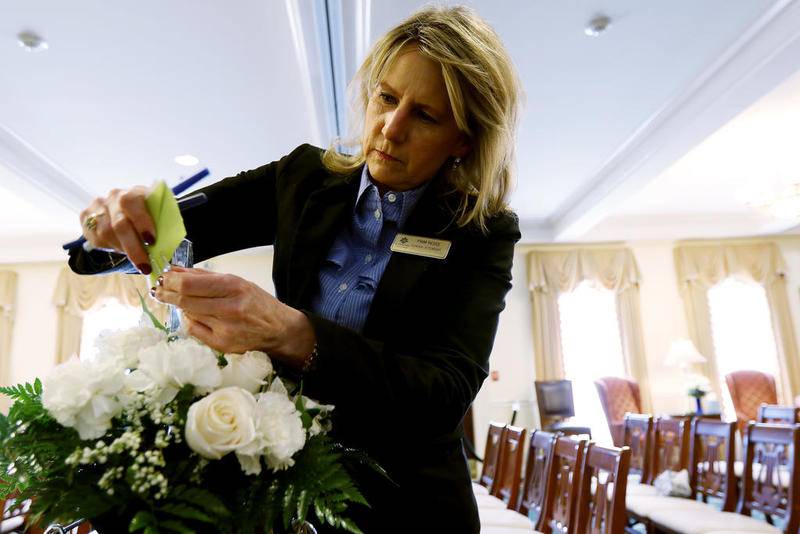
[387, 193, 397, 203]
[338, 283, 348, 292]
[364, 254, 373, 263]
[374, 209, 382, 220]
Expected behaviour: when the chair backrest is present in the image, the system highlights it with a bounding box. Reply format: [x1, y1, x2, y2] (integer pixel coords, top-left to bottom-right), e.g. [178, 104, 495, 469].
[535, 380, 577, 427]
[757, 404, 800, 425]
[737, 422, 800, 533]
[541, 436, 588, 534]
[725, 370, 778, 435]
[651, 417, 691, 482]
[480, 422, 507, 491]
[576, 444, 631, 534]
[688, 418, 738, 511]
[622, 413, 653, 484]
[594, 377, 642, 446]
[491, 425, 527, 507]
[517, 430, 559, 529]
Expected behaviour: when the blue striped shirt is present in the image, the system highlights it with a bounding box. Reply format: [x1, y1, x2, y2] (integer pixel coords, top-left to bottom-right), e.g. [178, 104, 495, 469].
[310, 166, 428, 333]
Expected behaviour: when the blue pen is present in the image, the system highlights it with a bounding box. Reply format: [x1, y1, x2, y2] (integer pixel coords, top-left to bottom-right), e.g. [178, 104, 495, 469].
[62, 168, 210, 251]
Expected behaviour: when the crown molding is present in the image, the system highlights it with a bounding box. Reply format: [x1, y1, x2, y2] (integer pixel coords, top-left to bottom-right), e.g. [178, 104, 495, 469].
[0, 124, 92, 212]
[552, 0, 800, 241]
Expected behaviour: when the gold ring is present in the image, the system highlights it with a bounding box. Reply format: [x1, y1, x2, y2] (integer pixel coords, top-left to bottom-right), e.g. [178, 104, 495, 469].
[83, 212, 101, 232]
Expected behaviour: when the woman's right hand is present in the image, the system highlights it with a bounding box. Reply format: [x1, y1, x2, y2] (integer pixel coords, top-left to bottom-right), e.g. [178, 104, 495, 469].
[79, 186, 156, 274]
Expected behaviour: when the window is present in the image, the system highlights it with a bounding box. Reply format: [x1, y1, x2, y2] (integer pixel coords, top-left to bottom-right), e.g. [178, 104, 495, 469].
[79, 298, 142, 361]
[707, 276, 782, 418]
[558, 280, 627, 445]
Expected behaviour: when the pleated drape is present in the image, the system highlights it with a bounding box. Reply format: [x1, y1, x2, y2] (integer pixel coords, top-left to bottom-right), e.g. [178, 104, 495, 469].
[527, 246, 652, 411]
[673, 241, 799, 403]
[0, 271, 18, 412]
[52, 268, 167, 363]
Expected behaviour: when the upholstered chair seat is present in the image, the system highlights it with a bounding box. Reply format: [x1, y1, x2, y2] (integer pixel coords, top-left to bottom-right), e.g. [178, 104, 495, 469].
[647, 509, 781, 534]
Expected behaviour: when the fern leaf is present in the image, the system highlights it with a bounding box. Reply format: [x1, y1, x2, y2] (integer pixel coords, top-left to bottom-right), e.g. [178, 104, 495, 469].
[158, 503, 214, 524]
[159, 519, 197, 534]
[172, 486, 230, 517]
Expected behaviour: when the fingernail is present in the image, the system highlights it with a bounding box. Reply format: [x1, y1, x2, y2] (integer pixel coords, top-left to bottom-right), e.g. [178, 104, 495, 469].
[149, 287, 156, 298]
[138, 263, 152, 275]
[142, 232, 155, 246]
[156, 275, 164, 287]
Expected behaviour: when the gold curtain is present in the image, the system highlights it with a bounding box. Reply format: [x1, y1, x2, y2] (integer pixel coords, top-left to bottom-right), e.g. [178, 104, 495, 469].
[674, 242, 800, 403]
[52, 268, 167, 363]
[0, 271, 18, 412]
[527, 246, 652, 411]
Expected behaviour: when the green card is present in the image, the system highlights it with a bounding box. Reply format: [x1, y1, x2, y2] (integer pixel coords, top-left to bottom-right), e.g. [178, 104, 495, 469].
[145, 181, 186, 284]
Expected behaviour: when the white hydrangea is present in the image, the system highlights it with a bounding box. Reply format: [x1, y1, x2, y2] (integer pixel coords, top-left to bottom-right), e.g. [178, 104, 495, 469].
[94, 325, 167, 369]
[42, 357, 125, 440]
[219, 351, 273, 394]
[126, 338, 222, 403]
[236, 378, 305, 474]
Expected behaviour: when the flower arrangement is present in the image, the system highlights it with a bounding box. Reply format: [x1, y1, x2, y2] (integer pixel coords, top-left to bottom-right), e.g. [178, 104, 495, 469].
[0, 303, 373, 534]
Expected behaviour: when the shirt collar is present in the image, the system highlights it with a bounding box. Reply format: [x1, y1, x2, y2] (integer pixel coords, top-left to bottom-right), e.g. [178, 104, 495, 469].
[355, 165, 429, 227]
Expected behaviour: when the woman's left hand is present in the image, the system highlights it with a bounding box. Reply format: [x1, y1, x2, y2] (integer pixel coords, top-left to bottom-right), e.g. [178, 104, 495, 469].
[153, 266, 315, 367]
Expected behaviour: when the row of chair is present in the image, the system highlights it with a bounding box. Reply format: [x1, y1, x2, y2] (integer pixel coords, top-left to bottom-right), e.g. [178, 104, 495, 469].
[621, 413, 800, 534]
[474, 422, 632, 533]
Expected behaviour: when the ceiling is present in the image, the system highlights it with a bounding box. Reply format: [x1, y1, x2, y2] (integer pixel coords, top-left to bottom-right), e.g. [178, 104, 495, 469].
[2, 0, 800, 262]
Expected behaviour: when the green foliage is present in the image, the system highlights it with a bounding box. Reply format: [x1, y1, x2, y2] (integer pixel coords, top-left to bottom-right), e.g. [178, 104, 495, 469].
[0, 373, 371, 534]
[138, 290, 169, 333]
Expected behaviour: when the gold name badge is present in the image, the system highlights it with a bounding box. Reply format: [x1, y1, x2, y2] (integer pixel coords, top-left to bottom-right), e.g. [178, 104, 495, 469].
[390, 233, 451, 260]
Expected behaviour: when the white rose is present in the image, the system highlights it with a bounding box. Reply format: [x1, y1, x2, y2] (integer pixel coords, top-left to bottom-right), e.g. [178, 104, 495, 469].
[185, 387, 257, 460]
[237, 379, 305, 472]
[94, 325, 167, 369]
[220, 351, 273, 394]
[132, 338, 222, 403]
[42, 358, 124, 440]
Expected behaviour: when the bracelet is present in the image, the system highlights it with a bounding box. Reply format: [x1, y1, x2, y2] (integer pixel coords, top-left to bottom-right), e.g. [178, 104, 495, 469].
[301, 344, 319, 374]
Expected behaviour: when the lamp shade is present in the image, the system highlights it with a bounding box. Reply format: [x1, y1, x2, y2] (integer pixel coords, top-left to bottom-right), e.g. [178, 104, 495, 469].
[665, 338, 707, 368]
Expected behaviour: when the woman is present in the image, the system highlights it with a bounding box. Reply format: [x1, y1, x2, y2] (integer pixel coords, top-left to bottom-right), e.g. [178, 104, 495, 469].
[71, 5, 521, 532]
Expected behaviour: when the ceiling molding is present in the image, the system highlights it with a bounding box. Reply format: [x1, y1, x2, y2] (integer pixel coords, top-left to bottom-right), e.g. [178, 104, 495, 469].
[552, 0, 800, 241]
[581, 212, 798, 242]
[0, 124, 92, 212]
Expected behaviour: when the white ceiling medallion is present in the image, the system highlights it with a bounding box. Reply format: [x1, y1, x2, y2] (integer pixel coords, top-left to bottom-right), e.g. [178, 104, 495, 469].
[17, 30, 49, 52]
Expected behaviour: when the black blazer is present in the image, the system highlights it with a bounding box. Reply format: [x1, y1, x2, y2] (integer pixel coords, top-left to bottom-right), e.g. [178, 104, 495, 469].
[70, 144, 520, 533]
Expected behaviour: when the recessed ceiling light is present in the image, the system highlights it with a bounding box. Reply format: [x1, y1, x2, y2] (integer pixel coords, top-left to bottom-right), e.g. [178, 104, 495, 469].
[585, 15, 612, 37]
[174, 154, 200, 166]
[17, 30, 48, 52]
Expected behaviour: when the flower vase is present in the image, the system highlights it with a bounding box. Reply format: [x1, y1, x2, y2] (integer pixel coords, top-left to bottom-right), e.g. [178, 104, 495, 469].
[166, 238, 193, 333]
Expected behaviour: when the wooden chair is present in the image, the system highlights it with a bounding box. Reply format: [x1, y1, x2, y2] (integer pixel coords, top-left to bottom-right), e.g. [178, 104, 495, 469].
[516, 430, 559, 531]
[624, 417, 691, 533]
[540, 437, 588, 533]
[490, 425, 527, 507]
[576, 444, 631, 534]
[477, 422, 507, 494]
[622, 414, 653, 485]
[645, 420, 739, 533]
[758, 404, 800, 424]
[736, 422, 799, 530]
[649, 422, 799, 533]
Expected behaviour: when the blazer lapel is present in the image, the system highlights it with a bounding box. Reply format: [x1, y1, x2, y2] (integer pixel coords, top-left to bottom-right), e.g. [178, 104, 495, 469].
[363, 183, 457, 340]
[287, 167, 360, 307]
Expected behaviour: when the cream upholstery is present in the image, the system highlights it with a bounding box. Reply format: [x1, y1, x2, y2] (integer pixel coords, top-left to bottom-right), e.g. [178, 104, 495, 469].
[648, 509, 781, 534]
[478, 507, 535, 528]
[475, 493, 508, 509]
[473, 481, 490, 495]
[625, 494, 706, 519]
[480, 527, 539, 534]
[626, 482, 659, 496]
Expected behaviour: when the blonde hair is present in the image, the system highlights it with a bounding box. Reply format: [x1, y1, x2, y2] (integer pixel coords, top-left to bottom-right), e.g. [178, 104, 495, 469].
[322, 5, 521, 232]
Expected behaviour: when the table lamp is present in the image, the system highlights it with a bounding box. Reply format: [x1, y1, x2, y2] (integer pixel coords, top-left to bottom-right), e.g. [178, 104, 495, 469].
[665, 339, 709, 414]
